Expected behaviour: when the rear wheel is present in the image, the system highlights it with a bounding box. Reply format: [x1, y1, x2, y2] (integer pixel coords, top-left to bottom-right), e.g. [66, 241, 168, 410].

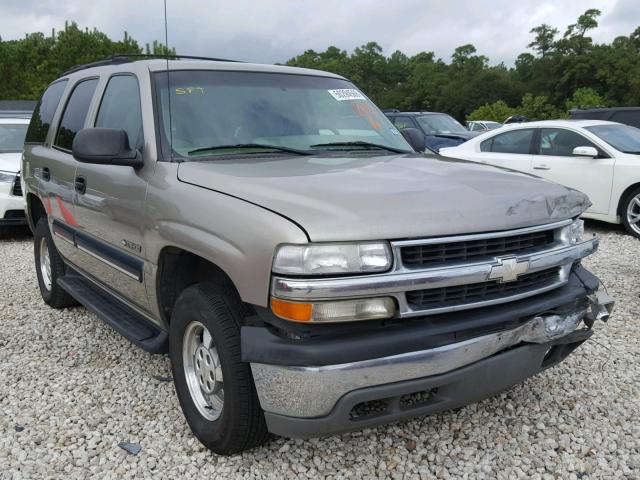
[34, 218, 77, 308]
[169, 282, 269, 455]
[621, 187, 640, 239]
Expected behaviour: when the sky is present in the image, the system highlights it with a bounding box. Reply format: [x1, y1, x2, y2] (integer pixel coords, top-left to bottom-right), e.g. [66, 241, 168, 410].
[0, 0, 638, 66]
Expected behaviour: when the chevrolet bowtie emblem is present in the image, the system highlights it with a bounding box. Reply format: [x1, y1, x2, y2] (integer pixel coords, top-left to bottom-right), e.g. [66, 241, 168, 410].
[488, 257, 530, 283]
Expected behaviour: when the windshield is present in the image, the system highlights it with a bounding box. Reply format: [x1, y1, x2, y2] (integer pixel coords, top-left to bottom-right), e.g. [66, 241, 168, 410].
[154, 70, 411, 158]
[416, 114, 467, 134]
[585, 124, 640, 153]
[485, 121, 502, 130]
[0, 123, 28, 153]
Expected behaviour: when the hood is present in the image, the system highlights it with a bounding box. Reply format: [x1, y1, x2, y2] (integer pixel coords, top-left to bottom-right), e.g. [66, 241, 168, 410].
[177, 153, 590, 242]
[0, 152, 21, 173]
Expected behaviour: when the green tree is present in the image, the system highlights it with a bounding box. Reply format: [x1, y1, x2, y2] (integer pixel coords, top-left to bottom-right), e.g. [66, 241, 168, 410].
[565, 87, 606, 110]
[466, 101, 517, 122]
[528, 24, 558, 57]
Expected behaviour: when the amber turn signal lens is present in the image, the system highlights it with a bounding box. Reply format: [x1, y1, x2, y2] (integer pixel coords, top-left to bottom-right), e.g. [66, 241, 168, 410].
[270, 298, 313, 322]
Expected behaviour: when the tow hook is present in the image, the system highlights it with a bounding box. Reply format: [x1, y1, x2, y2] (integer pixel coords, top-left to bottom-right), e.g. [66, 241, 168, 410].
[586, 290, 615, 325]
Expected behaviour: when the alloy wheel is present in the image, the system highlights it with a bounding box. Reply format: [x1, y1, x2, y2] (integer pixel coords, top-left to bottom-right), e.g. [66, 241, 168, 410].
[627, 193, 640, 236]
[39, 237, 52, 291]
[182, 321, 224, 421]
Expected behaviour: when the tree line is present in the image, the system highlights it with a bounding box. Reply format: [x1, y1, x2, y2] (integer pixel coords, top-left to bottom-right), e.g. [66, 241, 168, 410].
[1, 10, 638, 123]
[0, 21, 174, 101]
[286, 9, 640, 122]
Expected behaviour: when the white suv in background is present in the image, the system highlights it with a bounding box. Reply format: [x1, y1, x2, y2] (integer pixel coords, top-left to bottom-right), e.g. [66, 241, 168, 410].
[440, 120, 640, 238]
[0, 115, 30, 229]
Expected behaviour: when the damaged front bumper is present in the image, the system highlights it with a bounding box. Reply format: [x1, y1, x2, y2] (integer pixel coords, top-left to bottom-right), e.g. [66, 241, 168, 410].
[247, 276, 614, 438]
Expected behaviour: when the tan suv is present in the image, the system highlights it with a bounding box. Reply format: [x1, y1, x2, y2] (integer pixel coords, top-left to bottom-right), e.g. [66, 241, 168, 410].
[23, 55, 613, 454]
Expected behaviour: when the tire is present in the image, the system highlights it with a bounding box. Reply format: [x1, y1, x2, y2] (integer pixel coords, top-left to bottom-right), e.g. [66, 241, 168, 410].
[169, 282, 269, 455]
[34, 217, 78, 308]
[621, 187, 640, 239]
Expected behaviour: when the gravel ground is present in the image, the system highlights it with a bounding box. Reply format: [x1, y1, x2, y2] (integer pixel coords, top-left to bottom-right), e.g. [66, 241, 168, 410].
[0, 221, 638, 479]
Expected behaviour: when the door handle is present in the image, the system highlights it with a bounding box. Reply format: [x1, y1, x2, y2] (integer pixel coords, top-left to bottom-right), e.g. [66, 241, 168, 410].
[42, 167, 51, 181]
[533, 164, 550, 170]
[74, 176, 87, 194]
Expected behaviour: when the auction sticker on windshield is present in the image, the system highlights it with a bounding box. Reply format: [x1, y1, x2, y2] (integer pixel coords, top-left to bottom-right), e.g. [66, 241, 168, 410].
[328, 89, 366, 101]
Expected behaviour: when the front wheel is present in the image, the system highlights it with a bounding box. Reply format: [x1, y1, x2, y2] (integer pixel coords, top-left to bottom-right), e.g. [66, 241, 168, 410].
[621, 187, 640, 239]
[169, 283, 269, 455]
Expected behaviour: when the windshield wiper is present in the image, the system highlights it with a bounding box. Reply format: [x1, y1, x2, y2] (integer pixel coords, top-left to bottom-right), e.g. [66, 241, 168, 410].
[623, 150, 640, 154]
[188, 143, 313, 156]
[309, 141, 411, 154]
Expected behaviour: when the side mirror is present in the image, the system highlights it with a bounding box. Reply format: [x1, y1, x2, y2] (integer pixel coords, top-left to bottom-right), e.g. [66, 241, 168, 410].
[572, 146, 598, 158]
[72, 128, 143, 168]
[400, 127, 426, 153]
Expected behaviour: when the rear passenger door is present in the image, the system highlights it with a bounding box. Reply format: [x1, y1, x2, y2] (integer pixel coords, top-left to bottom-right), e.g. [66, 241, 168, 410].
[73, 74, 150, 310]
[476, 128, 536, 171]
[39, 78, 98, 265]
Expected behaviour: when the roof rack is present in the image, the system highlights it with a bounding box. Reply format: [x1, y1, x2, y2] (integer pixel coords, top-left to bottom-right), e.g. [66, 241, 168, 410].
[61, 53, 242, 76]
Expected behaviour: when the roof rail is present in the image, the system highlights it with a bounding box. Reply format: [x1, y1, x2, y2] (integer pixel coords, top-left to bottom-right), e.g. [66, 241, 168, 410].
[61, 53, 242, 76]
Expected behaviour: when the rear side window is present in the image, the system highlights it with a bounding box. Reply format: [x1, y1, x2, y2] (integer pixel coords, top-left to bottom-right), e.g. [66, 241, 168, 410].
[54, 78, 99, 151]
[95, 75, 143, 149]
[481, 129, 534, 154]
[25, 80, 68, 144]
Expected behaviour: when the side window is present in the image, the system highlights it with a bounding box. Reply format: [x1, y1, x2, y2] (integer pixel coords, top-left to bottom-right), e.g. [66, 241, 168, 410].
[54, 78, 99, 151]
[489, 129, 535, 154]
[538, 128, 598, 157]
[393, 116, 415, 130]
[95, 75, 143, 149]
[25, 80, 68, 144]
[480, 137, 493, 151]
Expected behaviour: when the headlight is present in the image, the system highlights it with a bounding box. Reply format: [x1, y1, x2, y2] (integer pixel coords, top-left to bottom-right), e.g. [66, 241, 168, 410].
[565, 219, 585, 244]
[0, 170, 16, 183]
[272, 242, 392, 275]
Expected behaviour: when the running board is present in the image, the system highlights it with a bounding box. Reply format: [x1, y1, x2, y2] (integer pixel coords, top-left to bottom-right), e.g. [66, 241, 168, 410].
[58, 274, 168, 353]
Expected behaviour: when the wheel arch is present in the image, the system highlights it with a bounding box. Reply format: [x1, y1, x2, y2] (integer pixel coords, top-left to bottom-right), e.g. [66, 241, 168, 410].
[26, 193, 47, 232]
[155, 246, 248, 325]
[617, 182, 640, 216]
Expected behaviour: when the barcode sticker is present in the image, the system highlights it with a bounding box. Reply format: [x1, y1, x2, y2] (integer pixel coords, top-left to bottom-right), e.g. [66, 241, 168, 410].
[328, 89, 366, 101]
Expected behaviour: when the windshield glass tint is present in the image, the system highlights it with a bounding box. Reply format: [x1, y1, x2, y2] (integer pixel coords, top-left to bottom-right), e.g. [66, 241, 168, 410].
[154, 70, 410, 157]
[416, 114, 466, 134]
[0, 123, 28, 152]
[585, 124, 640, 153]
[485, 122, 502, 130]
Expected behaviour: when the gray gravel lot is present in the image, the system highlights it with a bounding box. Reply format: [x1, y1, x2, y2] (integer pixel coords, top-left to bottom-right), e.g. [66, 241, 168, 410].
[0, 222, 638, 479]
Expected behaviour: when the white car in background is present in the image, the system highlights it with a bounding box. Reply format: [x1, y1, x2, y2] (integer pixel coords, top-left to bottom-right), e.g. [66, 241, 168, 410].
[440, 120, 640, 238]
[467, 120, 502, 132]
[0, 116, 29, 229]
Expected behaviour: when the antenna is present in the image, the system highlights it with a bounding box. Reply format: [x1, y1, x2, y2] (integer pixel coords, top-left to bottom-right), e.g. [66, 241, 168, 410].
[163, 0, 173, 160]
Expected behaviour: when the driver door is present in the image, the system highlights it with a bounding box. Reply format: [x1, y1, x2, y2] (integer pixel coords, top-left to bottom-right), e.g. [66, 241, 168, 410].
[530, 128, 615, 214]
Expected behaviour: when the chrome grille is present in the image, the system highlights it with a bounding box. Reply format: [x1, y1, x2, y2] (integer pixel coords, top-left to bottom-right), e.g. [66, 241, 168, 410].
[405, 267, 560, 311]
[11, 174, 22, 196]
[272, 219, 597, 319]
[401, 229, 555, 269]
